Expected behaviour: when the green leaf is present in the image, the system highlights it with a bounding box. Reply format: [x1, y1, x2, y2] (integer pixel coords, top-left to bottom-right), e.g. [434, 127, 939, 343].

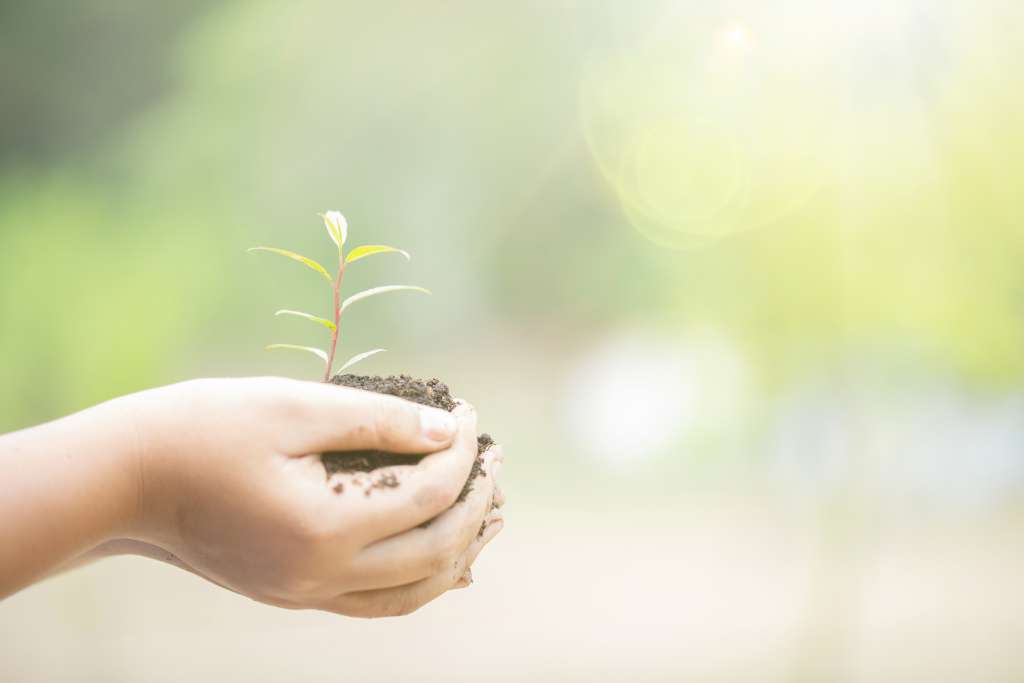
[274, 309, 336, 331]
[337, 348, 387, 373]
[345, 244, 411, 265]
[265, 344, 329, 365]
[319, 211, 348, 250]
[339, 285, 431, 314]
[248, 247, 333, 283]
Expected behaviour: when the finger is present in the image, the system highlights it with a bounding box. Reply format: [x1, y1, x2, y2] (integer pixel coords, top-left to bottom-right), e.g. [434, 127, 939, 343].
[344, 449, 499, 590]
[490, 454, 505, 508]
[452, 568, 472, 589]
[325, 517, 504, 618]
[322, 440, 500, 499]
[273, 379, 457, 456]
[350, 403, 480, 543]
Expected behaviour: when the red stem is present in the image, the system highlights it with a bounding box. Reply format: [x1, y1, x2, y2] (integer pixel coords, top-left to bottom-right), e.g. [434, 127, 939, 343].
[323, 255, 346, 382]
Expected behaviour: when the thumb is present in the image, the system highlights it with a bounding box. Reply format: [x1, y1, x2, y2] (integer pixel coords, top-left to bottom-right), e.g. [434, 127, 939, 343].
[281, 381, 458, 455]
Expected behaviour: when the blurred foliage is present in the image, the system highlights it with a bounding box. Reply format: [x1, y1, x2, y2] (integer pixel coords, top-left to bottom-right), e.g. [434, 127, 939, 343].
[0, 1, 213, 166]
[1, 0, 1023, 435]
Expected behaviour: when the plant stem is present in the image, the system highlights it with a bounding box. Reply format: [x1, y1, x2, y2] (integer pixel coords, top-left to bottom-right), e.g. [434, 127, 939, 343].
[323, 254, 346, 382]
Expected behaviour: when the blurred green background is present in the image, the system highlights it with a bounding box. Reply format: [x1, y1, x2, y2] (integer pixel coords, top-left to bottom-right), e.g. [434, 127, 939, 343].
[2, 1, 1023, 681]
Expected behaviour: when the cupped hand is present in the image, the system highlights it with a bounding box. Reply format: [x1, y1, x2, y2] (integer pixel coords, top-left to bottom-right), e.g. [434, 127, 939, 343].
[121, 377, 504, 616]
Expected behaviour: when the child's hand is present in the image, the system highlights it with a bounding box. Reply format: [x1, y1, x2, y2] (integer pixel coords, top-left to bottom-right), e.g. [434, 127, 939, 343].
[121, 377, 503, 616]
[0, 376, 504, 610]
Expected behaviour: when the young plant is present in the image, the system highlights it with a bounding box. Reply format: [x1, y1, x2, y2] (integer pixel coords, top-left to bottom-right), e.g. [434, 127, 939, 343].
[249, 211, 429, 382]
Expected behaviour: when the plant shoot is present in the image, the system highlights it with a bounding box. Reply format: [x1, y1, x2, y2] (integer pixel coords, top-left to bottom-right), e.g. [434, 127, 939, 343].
[250, 211, 429, 381]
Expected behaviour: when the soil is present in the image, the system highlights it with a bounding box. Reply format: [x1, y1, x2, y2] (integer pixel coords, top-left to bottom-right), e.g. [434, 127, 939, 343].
[323, 374, 494, 503]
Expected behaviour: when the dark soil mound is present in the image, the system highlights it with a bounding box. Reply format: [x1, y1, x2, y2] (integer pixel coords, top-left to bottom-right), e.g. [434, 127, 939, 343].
[323, 374, 493, 502]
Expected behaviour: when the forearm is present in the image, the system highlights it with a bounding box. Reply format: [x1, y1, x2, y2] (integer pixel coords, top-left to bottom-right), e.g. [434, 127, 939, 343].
[0, 396, 141, 598]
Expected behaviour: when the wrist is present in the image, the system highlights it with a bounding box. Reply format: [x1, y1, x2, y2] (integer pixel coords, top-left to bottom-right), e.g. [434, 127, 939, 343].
[116, 380, 206, 547]
[64, 393, 147, 542]
[108, 385, 177, 545]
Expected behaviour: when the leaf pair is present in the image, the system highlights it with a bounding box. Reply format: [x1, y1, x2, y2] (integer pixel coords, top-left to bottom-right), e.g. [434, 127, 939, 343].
[265, 344, 386, 374]
[248, 245, 411, 283]
[274, 286, 431, 330]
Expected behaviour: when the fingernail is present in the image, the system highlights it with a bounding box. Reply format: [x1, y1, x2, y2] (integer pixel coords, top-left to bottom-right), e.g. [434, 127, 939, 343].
[420, 408, 456, 442]
[490, 460, 502, 479]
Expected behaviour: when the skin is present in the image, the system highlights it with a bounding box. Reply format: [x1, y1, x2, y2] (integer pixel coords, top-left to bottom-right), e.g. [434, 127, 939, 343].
[0, 377, 505, 616]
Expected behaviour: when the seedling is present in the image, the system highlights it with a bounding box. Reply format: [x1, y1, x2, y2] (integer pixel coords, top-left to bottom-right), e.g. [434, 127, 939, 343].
[249, 211, 429, 382]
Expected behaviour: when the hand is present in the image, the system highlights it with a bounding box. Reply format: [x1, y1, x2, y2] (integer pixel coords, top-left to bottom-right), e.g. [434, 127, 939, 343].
[120, 377, 505, 616]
